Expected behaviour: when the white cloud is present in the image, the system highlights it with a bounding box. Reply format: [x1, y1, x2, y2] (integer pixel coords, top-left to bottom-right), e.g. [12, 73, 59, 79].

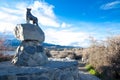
[0, 22, 15, 32]
[0, 0, 61, 30]
[0, 0, 81, 46]
[30, 1, 55, 19]
[44, 28, 89, 47]
[1, 0, 120, 47]
[0, 0, 74, 30]
[28, 1, 61, 27]
[0, 7, 25, 33]
[38, 15, 60, 27]
[101, 1, 120, 10]
[61, 22, 72, 28]
[0, 9, 24, 23]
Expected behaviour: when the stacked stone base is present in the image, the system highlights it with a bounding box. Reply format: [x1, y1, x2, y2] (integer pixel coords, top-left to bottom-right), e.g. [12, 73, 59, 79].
[0, 58, 80, 80]
[12, 41, 48, 66]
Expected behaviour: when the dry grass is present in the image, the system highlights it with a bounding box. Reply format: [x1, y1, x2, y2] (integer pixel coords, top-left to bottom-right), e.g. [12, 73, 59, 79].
[0, 53, 13, 62]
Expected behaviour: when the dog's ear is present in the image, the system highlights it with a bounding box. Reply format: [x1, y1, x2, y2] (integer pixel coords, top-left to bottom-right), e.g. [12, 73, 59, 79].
[27, 8, 31, 11]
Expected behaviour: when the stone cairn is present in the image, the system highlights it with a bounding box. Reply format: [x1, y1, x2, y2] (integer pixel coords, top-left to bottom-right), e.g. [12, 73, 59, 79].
[0, 8, 81, 80]
[11, 8, 48, 66]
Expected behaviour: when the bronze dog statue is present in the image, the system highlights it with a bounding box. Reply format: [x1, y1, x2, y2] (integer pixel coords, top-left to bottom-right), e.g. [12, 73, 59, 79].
[26, 8, 38, 26]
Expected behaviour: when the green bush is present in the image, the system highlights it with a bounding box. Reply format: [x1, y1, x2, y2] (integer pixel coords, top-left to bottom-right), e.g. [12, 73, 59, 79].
[89, 69, 100, 77]
[85, 64, 101, 77]
[85, 64, 93, 71]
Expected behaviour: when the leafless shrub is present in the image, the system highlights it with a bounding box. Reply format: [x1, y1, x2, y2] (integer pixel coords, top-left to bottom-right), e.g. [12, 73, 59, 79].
[86, 36, 120, 79]
[82, 48, 91, 62]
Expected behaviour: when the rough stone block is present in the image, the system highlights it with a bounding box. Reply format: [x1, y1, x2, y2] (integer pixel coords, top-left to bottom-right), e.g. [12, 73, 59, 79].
[24, 46, 36, 54]
[18, 77, 28, 80]
[0, 59, 80, 80]
[0, 76, 8, 80]
[38, 76, 49, 80]
[14, 23, 45, 43]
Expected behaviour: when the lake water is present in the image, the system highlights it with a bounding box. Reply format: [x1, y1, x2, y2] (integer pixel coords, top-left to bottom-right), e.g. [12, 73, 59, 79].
[2, 51, 15, 55]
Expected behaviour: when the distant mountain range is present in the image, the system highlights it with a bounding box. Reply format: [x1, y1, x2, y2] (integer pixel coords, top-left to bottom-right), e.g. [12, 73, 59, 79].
[3, 39, 78, 49]
[0, 33, 80, 49]
[42, 43, 76, 49]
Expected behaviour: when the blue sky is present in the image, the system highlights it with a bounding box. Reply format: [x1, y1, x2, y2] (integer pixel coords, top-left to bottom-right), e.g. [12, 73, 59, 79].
[0, 0, 120, 47]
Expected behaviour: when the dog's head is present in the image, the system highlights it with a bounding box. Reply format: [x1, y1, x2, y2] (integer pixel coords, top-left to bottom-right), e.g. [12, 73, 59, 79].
[27, 8, 31, 12]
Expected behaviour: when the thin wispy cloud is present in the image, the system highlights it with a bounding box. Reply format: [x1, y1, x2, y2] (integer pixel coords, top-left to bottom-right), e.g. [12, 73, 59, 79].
[101, 1, 120, 10]
[0, 7, 25, 32]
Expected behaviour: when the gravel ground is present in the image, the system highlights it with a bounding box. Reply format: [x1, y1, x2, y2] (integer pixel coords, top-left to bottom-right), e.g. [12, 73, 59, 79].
[79, 71, 101, 80]
[78, 61, 101, 80]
